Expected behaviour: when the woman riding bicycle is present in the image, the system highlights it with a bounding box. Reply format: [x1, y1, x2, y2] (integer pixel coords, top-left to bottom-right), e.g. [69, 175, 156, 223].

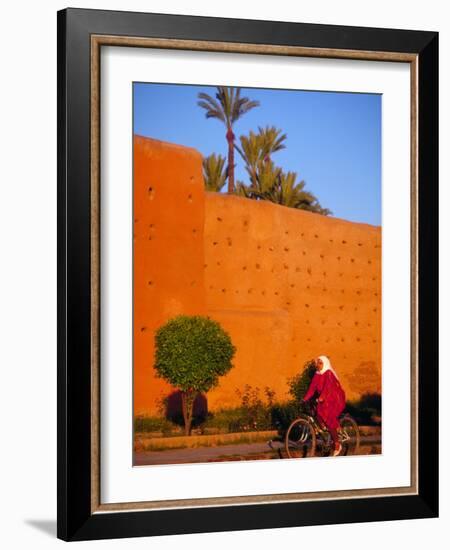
[302, 355, 346, 456]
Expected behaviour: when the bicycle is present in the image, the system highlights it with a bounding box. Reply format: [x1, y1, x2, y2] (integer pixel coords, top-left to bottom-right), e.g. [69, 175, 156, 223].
[284, 403, 360, 458]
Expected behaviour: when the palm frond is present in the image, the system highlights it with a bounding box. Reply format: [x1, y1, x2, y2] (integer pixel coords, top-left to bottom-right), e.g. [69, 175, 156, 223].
[202, 153, 228, 192]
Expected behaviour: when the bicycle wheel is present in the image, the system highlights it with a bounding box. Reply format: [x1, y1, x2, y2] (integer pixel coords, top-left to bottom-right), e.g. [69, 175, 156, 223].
[339, 415, 360, 455]
[285, 417, 316, 458]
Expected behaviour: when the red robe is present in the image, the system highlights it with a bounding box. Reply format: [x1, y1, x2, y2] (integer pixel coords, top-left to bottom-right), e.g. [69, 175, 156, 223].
[303, 370, 346, 430]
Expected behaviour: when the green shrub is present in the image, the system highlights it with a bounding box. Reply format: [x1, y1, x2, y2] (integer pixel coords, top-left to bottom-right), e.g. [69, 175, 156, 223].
[288, 359, 316, 402]
[154, 315, 236, 434]
[134, 416, 175, 435]
[270, 401, 302, 437]
[345, 392, 382, 426]
[203, 385, 276, 433]
[234, 385, 275, 431]
[203, 409, 245, 432]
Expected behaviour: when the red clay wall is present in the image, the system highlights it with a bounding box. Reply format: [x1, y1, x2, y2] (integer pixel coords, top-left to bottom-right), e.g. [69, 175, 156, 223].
[133, 136, 206, 415]
[204, 193, 381, 409]
[133, 136, 381, 416]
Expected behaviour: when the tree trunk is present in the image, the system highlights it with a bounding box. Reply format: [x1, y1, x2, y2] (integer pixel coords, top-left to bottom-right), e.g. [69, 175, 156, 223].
[251, 167, 257, 189]
[181, 390, 197, 436]
[226, 128, 235, 194]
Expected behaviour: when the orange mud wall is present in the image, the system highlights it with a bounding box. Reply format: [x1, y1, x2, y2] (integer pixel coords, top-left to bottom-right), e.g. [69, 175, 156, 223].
[133, 136, 206, 413]
[134, 136, 381, 416]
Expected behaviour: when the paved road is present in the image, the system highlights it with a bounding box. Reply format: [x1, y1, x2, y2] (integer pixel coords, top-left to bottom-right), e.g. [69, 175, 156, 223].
[134, 436, 381, 466]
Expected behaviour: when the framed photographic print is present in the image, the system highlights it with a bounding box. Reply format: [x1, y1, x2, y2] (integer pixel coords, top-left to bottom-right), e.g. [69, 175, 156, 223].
[57, 8, 439, 541]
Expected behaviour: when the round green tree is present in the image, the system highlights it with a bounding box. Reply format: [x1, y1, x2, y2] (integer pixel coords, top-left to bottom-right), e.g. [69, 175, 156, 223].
[154, 315, 236, 435]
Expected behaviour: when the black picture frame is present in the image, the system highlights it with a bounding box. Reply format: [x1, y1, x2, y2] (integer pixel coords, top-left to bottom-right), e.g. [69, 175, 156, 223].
[57, 7, 438, 541]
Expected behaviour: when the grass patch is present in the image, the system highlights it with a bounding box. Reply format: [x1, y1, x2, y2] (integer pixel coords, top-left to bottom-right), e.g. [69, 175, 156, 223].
[135, 430, 277, 452]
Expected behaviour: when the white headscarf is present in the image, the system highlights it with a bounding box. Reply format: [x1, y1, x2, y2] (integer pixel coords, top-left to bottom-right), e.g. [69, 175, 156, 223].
[317, 355, 339, 380]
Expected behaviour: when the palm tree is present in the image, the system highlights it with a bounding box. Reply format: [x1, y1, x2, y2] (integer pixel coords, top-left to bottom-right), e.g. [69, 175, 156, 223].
[257, 126, 287, 163]
[269, 171, 331, 214]
[238, 163, 331, 215]
[202, 153, 227, 192]
[197, 87, 259, 193]
[235, 126, 287, 188]
[235, 130, 262, 188]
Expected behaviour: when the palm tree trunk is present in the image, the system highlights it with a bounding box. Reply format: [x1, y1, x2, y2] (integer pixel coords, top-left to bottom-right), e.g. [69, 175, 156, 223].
[226, 128, 235, 194]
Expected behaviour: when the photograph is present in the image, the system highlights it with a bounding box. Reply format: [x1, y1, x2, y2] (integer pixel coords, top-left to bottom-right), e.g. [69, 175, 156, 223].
[133, 83, 382, 467]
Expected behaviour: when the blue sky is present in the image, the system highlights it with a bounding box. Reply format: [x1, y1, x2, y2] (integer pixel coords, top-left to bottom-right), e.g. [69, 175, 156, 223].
[134, 83, 381, 226]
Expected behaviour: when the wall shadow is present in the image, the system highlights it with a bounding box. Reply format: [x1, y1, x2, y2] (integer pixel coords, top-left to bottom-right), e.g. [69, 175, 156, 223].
[164, 391, 208, 429]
